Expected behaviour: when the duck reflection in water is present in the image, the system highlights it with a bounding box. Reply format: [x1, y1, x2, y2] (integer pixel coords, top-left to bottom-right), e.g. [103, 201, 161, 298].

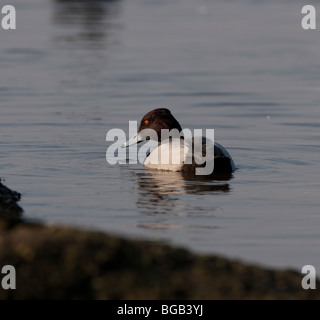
[130, 168, 232, 230]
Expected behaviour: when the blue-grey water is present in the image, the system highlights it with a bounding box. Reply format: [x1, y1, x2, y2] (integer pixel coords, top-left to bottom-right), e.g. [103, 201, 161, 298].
[1, 0, 320, 271]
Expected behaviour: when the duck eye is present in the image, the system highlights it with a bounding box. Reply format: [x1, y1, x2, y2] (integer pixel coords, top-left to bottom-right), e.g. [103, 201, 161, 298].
[144, 120, 149, 125]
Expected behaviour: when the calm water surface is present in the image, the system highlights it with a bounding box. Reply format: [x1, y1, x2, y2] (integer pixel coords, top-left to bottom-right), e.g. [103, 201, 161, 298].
[1, 0, 320, 271]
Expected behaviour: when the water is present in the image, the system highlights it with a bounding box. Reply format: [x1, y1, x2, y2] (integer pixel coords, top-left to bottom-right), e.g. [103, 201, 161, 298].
[1, 0, 320, 271]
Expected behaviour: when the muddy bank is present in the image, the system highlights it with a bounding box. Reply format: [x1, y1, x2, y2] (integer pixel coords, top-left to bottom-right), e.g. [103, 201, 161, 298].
[0, 181, 318, 299]
[0, 179, 22, 222]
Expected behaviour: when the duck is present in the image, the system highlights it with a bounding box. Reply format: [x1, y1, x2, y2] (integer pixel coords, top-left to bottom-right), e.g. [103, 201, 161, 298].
[122, 108, 235, 175]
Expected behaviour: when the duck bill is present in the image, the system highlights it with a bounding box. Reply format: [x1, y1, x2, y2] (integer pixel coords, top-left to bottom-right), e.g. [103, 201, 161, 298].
[122, 132, 144, 148]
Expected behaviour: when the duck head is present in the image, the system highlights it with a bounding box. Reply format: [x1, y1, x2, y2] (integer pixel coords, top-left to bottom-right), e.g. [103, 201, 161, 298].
[122, 108, 182, 147]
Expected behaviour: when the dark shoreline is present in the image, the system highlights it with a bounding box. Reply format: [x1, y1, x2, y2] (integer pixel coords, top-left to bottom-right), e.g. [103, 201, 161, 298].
[0, 180, 319, 299]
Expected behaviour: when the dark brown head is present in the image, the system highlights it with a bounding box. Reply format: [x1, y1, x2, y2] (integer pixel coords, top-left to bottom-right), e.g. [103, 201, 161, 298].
[123, 108, 182, 147]
[138, 108, 182, 136]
